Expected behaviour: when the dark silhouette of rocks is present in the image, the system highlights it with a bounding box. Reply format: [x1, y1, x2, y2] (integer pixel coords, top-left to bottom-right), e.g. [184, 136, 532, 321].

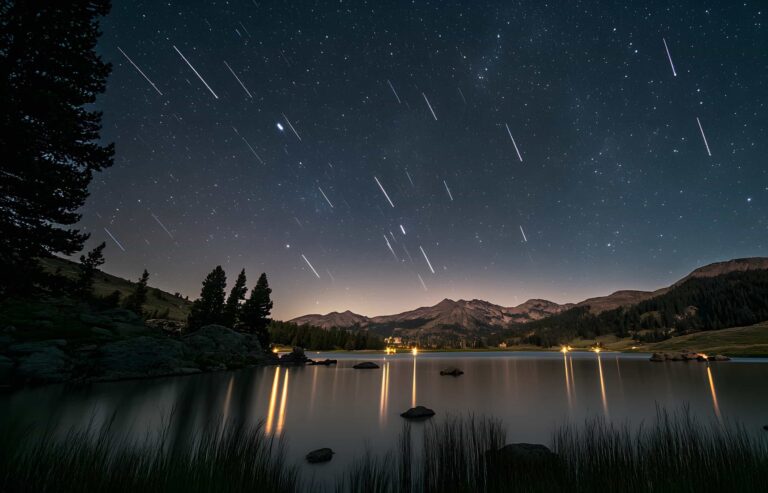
[401, 406, 435, 419]
[353, 361, 379, 369]
[306, 448, 334, 463]
[440, 367, 464, 376]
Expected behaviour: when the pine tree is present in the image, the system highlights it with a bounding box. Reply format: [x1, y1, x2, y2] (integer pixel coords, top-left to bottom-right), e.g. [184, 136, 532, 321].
[0, 1, 114, 295]
[241, 273, 273, 347]
[124, 269, 149, 315]
[222, 269, 247, 328]
[76, 242, 106, 298]
[187, 266, 227, 330]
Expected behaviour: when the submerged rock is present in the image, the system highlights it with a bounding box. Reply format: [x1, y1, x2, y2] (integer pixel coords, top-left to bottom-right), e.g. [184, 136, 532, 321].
[401, 406, 436, 419]
[440, 367, 464, 376]
[311, 359, 337, 366]
[305, 448, 334, 463]
[353, 361, 379, 369]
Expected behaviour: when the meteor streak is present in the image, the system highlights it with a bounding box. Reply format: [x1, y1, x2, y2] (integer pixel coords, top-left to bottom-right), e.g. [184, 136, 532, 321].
[443, 180, 454, 201]
[505, 123, 523, 162]
[384, 235, 399, 261]
[318, 187, 334, 208]
[519, 225, 528, 242]
[150, 213, 174, 239]
[662, 38, 677, 77]
[104, 227, 126, 252]
[223, 61, 253, 98]
[419, 246, 435, 274]
[117, 47, 163, 95]
[281, 113, 302, 141]
[422, 92, 438, 120]
[374, 176, 395, 208]
[301, 254, 321, 278]
[173, 45, 218, 99]
[386, 79, 401, 104]
[696, 117, 712, 156]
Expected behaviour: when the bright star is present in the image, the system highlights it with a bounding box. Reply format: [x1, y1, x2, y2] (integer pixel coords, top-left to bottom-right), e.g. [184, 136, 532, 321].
[276, 122, 284, 131]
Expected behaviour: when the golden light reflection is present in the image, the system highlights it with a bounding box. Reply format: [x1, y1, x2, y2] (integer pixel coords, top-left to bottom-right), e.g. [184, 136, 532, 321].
[276, 370, 290, 435]
[597, 352, 609, 417]
[563, 352, 573, 409]
[411, 347, 419, 356]
[569, 353, 576, 402]
[265, 367, 281, 434]
[707, 365, 721, 420]
[411, 355, 417, 407]
[379, 362, 390, 425]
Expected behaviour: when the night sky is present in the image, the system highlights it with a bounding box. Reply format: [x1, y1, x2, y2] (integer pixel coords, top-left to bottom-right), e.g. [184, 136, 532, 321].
[82, 1, 767, 319]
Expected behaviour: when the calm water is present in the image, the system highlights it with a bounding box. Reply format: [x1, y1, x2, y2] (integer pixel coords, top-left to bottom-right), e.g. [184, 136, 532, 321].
[3, 351, 768, 480]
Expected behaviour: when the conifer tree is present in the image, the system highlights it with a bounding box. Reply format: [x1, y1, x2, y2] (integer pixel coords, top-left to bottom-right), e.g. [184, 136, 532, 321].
[0, 1, 114, 295]
[241, 273, 273, 347]
[124, 269, 149, 315]
[76, 242, 106, 298]
[187, 266, 227, 330]
[222, 269, 247, 328]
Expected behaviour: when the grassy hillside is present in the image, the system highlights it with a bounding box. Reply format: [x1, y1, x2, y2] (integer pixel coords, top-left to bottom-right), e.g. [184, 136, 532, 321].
[648, 322, 768, 357]
[39, 256, 192, 321]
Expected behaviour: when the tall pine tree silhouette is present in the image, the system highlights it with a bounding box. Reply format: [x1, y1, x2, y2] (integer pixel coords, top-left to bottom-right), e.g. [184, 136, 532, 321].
[222, 269, 247, 328]
[241, 273, 273, 347]
[188, 266, 227, 330]
[124, 269, 149, 316]
[0, 1, 114, 295]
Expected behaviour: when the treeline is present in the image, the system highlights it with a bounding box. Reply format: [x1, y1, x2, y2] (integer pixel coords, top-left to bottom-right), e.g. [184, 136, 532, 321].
[517, 270, 768, 346]
[269, 321, 385, 350]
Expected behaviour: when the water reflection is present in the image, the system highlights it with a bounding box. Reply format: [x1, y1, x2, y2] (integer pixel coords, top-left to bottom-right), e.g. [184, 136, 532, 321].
[707, 365, 721, 420]
[411, 355, 417, 407]
[265, 367, 281, 434]
[379, 362, 390, 425]
[222, 375, 234, 424]
[596, 353, 609, 417]
[562, 353, 573, 409]
[276, 370, 290, 435]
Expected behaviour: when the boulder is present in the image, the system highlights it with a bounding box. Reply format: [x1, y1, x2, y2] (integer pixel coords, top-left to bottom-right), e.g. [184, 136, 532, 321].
[15, 346, 73, 384]
[440, 367, 464, 376]
[146, 319, 186, 335]
[353, 361, 380, 369]
[400, 406, 435, 420]
[311, 359, 337, 366]
[97, 336, 194, 380]
[305, 448, 334, 463]
[8, 339, 67, 354]
[649, 352, 667, 362]
[711, 354, 731, 362]
[681, 352, 700, 361]
[183, 325, 263, 369]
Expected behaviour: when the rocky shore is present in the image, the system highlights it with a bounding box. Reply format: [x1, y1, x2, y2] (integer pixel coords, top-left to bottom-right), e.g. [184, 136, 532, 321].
[0, 308, 274, 387]
[649, 350, 731, 362]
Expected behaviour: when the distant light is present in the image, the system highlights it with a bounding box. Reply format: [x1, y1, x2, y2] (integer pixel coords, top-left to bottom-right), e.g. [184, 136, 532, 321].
[285, 244, 290, 249]
[276, 122, 284, 131]
[411, 347, 418, 356]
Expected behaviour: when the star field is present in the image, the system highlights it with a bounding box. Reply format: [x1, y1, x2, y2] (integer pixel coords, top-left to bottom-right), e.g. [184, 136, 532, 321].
[82, 1, 768, 319]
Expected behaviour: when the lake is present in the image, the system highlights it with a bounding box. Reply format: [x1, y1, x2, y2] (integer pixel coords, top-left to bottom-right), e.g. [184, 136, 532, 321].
[3, 351, 768, 482]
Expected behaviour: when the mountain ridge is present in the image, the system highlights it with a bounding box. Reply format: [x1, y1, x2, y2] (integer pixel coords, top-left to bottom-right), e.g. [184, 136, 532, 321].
[289, 257, 768, 332]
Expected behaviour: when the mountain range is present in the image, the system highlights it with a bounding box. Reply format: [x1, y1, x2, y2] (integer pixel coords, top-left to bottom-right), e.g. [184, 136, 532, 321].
[290, 257, 768, 336]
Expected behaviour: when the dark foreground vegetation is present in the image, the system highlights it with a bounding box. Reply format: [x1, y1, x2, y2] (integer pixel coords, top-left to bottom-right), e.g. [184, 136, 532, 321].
[2, 410, 766, 492]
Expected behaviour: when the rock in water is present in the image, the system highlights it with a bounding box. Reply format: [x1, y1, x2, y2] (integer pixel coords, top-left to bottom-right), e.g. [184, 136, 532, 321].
[440, 367, 464, 376]
[400, 406, 435, 419]
[306, 448, 334, 463]
[311, 359, 337, 366]
[353, 361, 379, 369]
[712, 354, 731, 361]
[649, 352, 667, 362]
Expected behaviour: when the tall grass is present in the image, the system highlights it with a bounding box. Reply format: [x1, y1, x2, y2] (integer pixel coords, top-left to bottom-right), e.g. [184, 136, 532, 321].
[0, 419, 299, 493]
[2, 409, 767, 492]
